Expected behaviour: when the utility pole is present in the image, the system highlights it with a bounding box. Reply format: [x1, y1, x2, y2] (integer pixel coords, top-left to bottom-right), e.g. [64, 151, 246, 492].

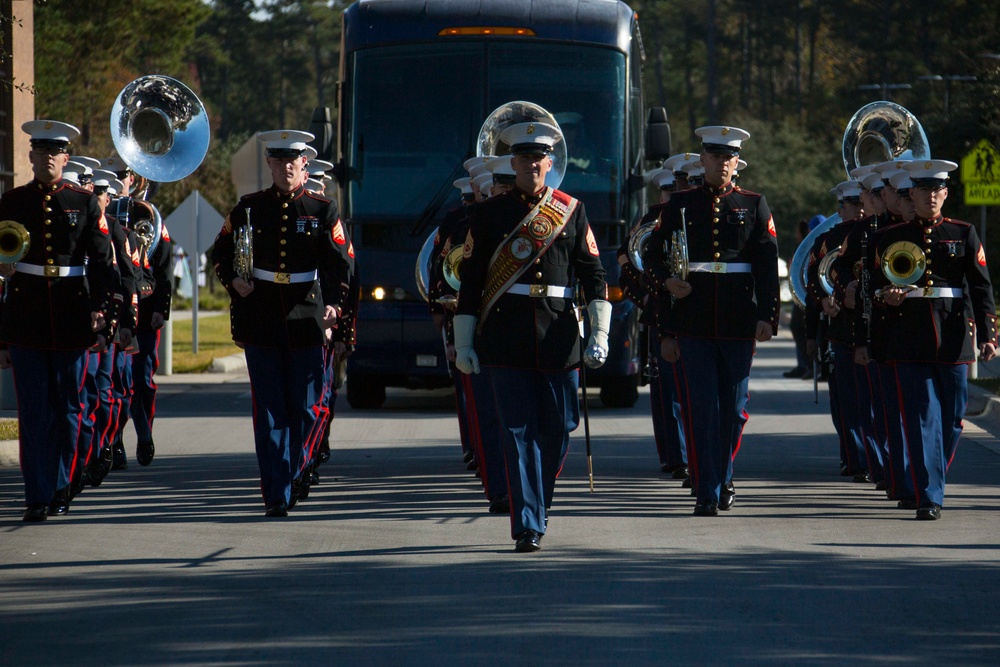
[916, 75, 976, 120]
[858, 83, 912, 100]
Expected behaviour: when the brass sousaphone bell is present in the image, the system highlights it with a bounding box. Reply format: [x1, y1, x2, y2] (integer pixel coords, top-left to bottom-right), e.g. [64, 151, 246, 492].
[789, 101, 931, 309]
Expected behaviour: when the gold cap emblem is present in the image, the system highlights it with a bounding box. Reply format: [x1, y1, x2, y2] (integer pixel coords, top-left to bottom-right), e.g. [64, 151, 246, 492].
[924, 161, 933, 169]
[44, 121, 53, 130]
[281, 132, 289, 139]
[526, 124, 535, 135]
[721, 127, 730, 136]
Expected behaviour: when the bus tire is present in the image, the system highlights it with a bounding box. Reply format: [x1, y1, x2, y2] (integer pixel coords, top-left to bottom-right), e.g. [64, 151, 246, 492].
[346, 375, 387, 409]
[598, 374, 639, 408]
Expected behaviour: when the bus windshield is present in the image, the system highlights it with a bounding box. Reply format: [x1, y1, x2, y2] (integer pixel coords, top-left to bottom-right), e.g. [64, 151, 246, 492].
[346, 40, 626, 246]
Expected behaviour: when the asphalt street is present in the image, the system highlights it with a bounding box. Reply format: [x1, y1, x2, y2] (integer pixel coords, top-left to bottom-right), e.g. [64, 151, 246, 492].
[1, 331, 998, 666]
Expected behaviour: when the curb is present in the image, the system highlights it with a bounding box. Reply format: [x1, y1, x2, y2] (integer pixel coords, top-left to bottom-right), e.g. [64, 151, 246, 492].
[210, 353, 247, 374]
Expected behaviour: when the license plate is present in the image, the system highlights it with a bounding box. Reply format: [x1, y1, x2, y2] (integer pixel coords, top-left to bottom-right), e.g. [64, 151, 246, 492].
[415, 354, 438, 368]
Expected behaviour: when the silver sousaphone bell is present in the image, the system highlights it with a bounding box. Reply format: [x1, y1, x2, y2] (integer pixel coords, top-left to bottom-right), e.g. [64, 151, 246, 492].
[110, 74, 210, 183]
[477, 101, 567, 190]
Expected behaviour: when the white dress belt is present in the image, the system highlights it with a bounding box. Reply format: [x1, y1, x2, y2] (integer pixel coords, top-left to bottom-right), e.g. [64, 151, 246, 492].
[903, 287, 963, 299]
[507, 284, 574, 298]
[688, 262, 752, 274]
[251, 268, 318, 284]
[15, 263, 86, 277]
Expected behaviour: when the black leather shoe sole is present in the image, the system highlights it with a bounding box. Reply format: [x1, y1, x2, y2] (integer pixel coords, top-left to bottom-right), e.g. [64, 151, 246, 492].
[897, 497, 918, 510]
[47, 501, 70, 516]
[853, 471, 872, 483]
[136, 440, 155, 466]
[514, 531, 541, 552]
[693, 502, 719, 517]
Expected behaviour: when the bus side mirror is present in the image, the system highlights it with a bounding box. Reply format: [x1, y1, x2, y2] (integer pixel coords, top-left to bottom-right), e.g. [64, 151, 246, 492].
[645, 107, 672, 161]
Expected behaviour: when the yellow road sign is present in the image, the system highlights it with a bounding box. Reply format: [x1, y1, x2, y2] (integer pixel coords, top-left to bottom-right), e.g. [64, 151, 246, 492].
[962, 139, 1000, 205]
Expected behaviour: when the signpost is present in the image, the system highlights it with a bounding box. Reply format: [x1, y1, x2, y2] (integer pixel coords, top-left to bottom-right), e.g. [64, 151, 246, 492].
[960, 139, 1000, 245]
[960, 139, 1000, 379]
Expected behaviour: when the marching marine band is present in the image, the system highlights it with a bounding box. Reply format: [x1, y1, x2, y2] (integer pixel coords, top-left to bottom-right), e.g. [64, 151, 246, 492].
[3, 95, 996, 545]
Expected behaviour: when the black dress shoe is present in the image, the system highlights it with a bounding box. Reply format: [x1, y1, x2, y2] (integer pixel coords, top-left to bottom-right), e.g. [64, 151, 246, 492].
[23, 504, 48, 522]
[318, 437, 331, 464]
[853, 470, 871, 483]
[48, 490, 70, 516]
[682, 477, 693, 488]
[840, 465, 852, 477]
[875, 479, 886, 491]
[264, 503, 288, 518]
[693, 502, 719, 517]
[309, 469, 320, 486]
[783, 366, 807, 378]
[489, 495, 510, 514]
[897, 497, 918, 510]
[719, 483, 736, 511]
[111, 440, 127, 471]
[462, 450, 474, 464]
[466, 457, 478, 471]
[514, 530, 541, 552]
[671, 466, 690, 480]
[136, 439, 155, 466]
[916, 504, 941, 520]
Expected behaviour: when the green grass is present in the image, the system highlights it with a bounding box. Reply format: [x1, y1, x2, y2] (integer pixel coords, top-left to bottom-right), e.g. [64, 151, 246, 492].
[0, 418, 17, 440]
[171, 313, 243, 373]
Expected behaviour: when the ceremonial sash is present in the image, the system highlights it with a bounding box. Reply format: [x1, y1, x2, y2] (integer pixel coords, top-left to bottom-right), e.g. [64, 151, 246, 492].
[479, 188, 578, 326]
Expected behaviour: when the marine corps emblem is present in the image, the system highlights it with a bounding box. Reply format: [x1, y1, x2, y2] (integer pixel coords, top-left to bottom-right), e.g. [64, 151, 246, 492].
[529, 215, 553, 240]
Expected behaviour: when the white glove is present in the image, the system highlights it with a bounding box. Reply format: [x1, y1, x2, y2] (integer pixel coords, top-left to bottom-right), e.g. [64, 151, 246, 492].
[584, 299, 612, 368]
[453, 314, 480, 374]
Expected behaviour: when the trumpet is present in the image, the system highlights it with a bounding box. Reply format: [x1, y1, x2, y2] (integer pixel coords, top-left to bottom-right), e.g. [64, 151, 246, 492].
[0, 220, 30, 264]
[670, 207, 689, 280]
[234, 208, 254, 281]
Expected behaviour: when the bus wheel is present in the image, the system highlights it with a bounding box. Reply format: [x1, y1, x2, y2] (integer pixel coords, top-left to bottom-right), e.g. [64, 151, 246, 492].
[599, 375, 639, 408]
[346, 376, 387, 409]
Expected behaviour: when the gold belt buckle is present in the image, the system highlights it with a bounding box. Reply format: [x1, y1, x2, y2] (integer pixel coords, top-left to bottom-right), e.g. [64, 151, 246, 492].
[529, 284, 546, 297]
[44, 265, 60, 278]
[274, 272, 291, 284]
[923, 286, 935, 297]
[713, 262, 725, 273]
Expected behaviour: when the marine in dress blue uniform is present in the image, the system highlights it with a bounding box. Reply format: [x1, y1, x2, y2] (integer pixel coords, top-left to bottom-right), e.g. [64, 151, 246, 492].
[454, 122, 609, 552]
[833, 167, 908, 498]
[808, 180, 884, 484]
[212, 130, 355, 517]
[0, 120, 117, 522]
[618, 167, 687, 478]
[643, 126, 779, 516]
[869, 160, 997, 520]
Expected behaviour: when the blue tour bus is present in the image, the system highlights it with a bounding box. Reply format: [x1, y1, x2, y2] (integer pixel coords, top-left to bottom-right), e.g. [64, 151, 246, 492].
[334, 0, 671, 408]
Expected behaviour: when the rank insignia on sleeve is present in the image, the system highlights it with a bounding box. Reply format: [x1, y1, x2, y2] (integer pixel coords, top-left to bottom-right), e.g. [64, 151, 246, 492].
[767, 216, 776, 237]
[978, 245, 987, 266]
[98, 214, 109, 234]
[586, 226, 599, 256]
[162, 225, 171, 242]
[331, 219, 346, 245]
[463, 231, 474, 258]
[348, 241, 355, 258]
